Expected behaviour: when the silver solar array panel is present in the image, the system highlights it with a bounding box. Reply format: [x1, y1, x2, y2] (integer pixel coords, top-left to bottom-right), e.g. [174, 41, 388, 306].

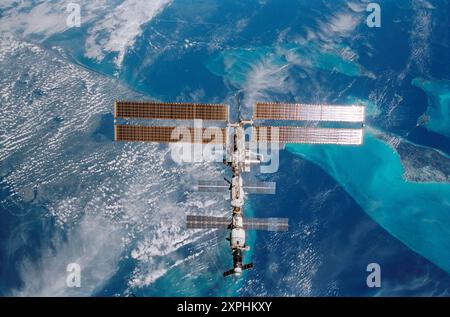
[243, 182, 276, 194]
[252, 126, 364, 145]
[254, 102, 365, 122]
[196, 180, 229, 192]
[244, 217, 289, 232]
[196, 180, 276, 194]
[186, 215, 288, 231]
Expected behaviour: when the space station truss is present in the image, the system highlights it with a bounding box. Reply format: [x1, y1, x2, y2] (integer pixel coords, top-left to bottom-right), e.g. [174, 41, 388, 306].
[186, 215, 289, 232]
[253, 102, 365, 123]
[196, 180, 276, 194]
[115, 101, 229, 121]
[251, 126, 364, 145]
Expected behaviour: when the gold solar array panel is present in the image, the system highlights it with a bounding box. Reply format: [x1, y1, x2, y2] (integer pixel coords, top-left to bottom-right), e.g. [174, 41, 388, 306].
[186, 215, 230, 229]
[115, 125, 227, 144]
[115, 101, 229, 121]
[254, 102, 365, 122]
[252, 126, 364, 145]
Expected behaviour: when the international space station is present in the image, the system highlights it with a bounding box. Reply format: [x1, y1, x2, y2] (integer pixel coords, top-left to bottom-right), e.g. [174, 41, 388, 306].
[114, 97, 365, 277]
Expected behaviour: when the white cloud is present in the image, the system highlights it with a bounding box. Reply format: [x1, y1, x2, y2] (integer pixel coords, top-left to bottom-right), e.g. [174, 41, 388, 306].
[242, 56, 295, 112]
[402, 0, 434, 77]
[0, 2, 68, 38]
[0, 1, 172, 68]
[12, 215, 124, 297]
[297, 5, 362, 45]
[319, 11, 361, 38]
[0, 35, 227, 294]
[346, 1, 366, 13]
[85, 0, 172, 67]
[0, 1, 113, 38]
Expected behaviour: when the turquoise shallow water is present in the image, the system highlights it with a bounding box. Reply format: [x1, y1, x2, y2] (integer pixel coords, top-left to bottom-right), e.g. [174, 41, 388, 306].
[206, 42, 364, 87]
[286, 131, 450, 273]
[282, 42, 364, 77]
[412, 78, 450, 138]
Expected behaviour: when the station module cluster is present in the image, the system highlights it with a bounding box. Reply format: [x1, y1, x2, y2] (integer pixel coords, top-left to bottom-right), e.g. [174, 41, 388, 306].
[114, 97, 365, 277]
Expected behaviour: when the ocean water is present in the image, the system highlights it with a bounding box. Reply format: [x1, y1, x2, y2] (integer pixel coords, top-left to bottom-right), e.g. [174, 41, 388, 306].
[116, 0, 450, 294]
[286, 132, 450, 274]
[241, 150, 450, 296]
[2, 0, 449, 296]
[412, 78, 450, 138]
[124, 206, 257, 297]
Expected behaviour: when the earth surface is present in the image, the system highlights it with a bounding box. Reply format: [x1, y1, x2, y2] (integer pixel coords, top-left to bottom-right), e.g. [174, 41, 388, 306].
[0, 0, 449, 296]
